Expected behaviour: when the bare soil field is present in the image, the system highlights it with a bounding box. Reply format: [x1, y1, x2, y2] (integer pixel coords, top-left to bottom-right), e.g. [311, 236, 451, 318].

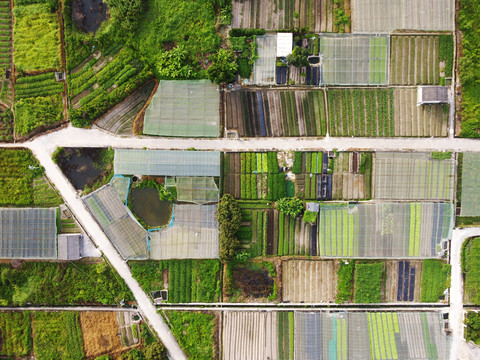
[281, 260, 339, 303]
[390, 35, 440, 85]
[231, 0, 349, 32]
[384, 260, 422, 303]
[80, 311, 123, 359]
[393, 87, 448, 137]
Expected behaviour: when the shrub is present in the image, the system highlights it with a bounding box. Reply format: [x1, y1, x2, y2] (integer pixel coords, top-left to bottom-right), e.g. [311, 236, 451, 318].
[286, 46, 309, 68]
[217, 194, 242, 262]
[237, 58, 251, 78]
[302, 210, 317, 223]
[276, 197, 303, 217]
[229, 28, 266, 37]
[466, 312, 480, 345]
[207, 48, 237, 84]
[336, 260, 354, 303]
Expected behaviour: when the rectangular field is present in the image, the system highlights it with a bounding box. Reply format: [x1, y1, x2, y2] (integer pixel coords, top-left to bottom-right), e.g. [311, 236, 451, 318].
[393, 88, 448, 136]
[320, 34, 389, 85]
[460, 153, 480, 216]
[282, 260, 338, 303]
[317, 202, 453, 258]
[231, 0, 346, 32]
[327, 88, 394, 136]
[225, 89, 327, 137]
[385, 260, 422, 302]
[390, 35, 441, 85]
[351, 0, 454, 32]
[374, 152, 455, 200]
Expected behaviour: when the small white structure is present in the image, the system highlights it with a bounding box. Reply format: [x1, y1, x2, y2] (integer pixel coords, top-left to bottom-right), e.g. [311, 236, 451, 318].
[306, 202, 320, 212]
[276, 33, 293, 57]
[417, 86, 449, 105]
[57, 234, 101, 260]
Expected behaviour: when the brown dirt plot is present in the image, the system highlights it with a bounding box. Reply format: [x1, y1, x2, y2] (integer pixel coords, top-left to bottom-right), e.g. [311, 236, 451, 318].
[80, 311, 123, 359]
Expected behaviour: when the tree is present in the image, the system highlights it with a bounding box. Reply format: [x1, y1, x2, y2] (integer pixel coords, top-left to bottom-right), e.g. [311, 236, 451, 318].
[207, 49, 238, 84]
[217, 194, 242, 262]
[144, 342, 166, 360]
[156, 46, 196, 80]
[106, 0, 144, 34]
[122, 348, 144, 360]
[276, 197, 304, 217]
[286, 46, 309, 68]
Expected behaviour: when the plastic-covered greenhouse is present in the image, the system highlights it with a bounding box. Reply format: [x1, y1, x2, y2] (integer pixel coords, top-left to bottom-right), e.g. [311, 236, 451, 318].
[110, 175, 130, 203]
[143, 80, 220, 137]
[317, 202, 452, 258]
[222, 311, 450, 360]
[253, 34, 276, 85]
[84, 185, 147, 260]
[149, 204, 218, 259]
[461, 153, 480, 216]
[351, 0, 454, 33]
[0, 207, 57, 259]
[374, 152, 455, 200]
[114, 149, 221, 177]
[319, 34, 389, 85]
[169, 177, 219, 204]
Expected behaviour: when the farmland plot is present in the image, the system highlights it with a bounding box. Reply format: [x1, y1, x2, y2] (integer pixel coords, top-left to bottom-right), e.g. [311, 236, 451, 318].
[351, 0, 454, 32]
[95, 81, 156, 135]
[384, 260, 422, 302]
[327, 88, 394, 137]
[236, 207, 268, 257]
[231, 0, 348, 32]
[374, 152, 454, 200]
[317, 202, 453, 258]
[80, 311, 123, 358]
[393, 88, 448, 137]
[222, 311, 278, 360]
[271, 211, 312, 256]
[225, 89, 327, 137]
[282, 260, 338, 302]
[390, 35, 441, 85]
[0, 0, 11, 71]
[460, 153, 480, 216]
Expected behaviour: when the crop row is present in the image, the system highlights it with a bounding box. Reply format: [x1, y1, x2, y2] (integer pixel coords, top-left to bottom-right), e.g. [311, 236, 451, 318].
[409, 203, 421, 256]
[328, 88, 394, 137]
[240, 152, 269, 174]
[15, 72, 63, 99]
[305, 152, 324, 174]
[278, 213, 296, 256]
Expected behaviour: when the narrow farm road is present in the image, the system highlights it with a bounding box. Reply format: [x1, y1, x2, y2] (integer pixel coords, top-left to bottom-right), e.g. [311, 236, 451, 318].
[28, 144, 187, 360]
[3, 124, 480, 153]
[449, 228, 480, 360]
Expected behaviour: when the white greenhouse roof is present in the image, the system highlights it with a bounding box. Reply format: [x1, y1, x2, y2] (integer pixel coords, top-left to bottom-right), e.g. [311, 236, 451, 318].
[276, 33, 293, 57]
[114, 149, 221, 177]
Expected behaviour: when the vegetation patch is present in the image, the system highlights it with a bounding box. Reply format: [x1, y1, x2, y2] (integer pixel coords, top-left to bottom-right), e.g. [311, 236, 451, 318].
[33, 311, 84, 359]
[228, 261, 275, 301]
[14, 94, 63, 136]
[13, 3, 61, 71]
[462, 237, 480, 304]
[353, 262, 383, 303]
[458, 0, 480, 137]
[0, 107, 12, 142]
[420, 260, 450, 302]
[164, 311, 215, 360]
[0, 311, 32, 357]
[336, 260, 354, 303]
[0, 261, 133, 306]
[130, 260, 221, 303]
[465, 312, 480, 345]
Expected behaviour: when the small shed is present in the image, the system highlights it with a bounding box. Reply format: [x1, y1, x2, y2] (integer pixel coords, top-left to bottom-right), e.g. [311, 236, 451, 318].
[306, 202, 320, 212]
[417, 86, 449, 105]
[276, 33, 293, 57]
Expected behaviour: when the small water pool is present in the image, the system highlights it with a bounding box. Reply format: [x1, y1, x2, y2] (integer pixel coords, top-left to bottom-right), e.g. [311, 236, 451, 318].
[130, 187, 172, 228]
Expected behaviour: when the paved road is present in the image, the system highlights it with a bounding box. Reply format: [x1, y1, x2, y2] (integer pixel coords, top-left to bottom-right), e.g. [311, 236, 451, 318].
[3, 125, 480, 153]
[29, 144, 187, 360]
[449, 228, 480, 360]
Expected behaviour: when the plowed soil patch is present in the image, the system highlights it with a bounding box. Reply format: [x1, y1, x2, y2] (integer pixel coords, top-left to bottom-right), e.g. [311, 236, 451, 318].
[80, 311, 122, 359]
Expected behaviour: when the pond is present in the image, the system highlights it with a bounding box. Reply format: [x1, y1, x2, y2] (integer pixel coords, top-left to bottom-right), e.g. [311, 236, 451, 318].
[72, 0, 108, 33]
[56, 148, 109, 190]
[130, 187, 172, 228]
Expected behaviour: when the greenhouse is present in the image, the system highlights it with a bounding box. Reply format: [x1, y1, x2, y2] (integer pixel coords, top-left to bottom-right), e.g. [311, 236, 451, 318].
[460, 153, 480, 216]
[149, 204, 218, 259]
[319, 34, 389, 85]
[0, 207, 57, 259]
[143, 80, 220, 137]
[317, 202, 452, 258]
[351, 0, 454, 32]
[223, 311, 450, 360]
[84, 185, 148, 260]
[114, 149, 221, 177]
[374, 152, 455, 200]
[169, 177, 219, 204]
[110, 175, 130, 203]
[253, 34, 276, 85]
